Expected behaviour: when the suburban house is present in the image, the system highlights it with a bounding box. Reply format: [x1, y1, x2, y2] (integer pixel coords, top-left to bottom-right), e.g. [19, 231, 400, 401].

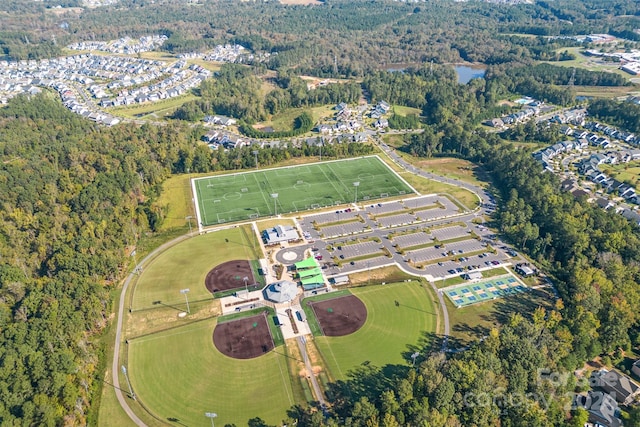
[590, 369, 640, 405]
[633, 360, 640, 379]
[575, 391, 622, 427]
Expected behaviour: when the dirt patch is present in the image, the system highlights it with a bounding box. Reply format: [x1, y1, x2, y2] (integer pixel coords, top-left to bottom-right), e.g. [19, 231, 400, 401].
[213, 313, 274, 359]
[310, 295, 367, 337]
[205, 260, 254, 293]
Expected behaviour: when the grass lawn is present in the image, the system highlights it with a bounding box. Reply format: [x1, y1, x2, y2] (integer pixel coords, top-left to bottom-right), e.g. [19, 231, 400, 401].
[255, 105, 336, 132]
[128, 318, 295, 427]
[194, 156, 415, 225]
[313, 281, 436, 380]
[447, 286, 555, 347]
[392, 105, 422, 117]
[156, 174, 194, 231]
[111, 93, 198, 119]
[399, 171, 479, 210]
[410, 157, 489, 188]
[130, 226, 260, 310]
[600, 162, 640, 190]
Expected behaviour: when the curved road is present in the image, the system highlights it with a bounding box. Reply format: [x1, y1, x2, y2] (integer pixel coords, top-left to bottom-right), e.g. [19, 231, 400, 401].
[373, 139, 494, 349]
[113, 144, 492, 424]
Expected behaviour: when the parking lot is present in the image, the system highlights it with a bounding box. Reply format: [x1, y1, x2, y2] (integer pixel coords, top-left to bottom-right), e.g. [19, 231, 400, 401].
[422, 251, 507, 279]
[443, 238, 485, 255]
[393, 231, 432, 249]
[333, 241, 383, 260]
[431, 225, 470, 241]
[404, 195, 440, 209]
[309, 209, 359, 225]
[406, 246, 443, 263]
[321, 221, 366, 238]
[365, 201, 404, 215]
[377, 212, 416, 228]
[414, 207, 448, 221]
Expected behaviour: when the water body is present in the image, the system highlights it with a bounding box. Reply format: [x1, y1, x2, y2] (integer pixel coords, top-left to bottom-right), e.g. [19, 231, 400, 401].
[455, 65, 486, 84]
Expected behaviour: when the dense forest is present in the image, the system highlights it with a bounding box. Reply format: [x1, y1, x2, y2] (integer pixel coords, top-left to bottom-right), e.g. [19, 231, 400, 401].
[0, 92, 373, 425]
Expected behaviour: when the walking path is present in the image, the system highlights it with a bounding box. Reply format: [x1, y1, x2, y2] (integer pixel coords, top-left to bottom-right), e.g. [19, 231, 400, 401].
[297, 336, 326, 410]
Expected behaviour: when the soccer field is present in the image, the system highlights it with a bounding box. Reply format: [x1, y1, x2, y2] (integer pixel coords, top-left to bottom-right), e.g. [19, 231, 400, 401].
[193, 156, 415, 225]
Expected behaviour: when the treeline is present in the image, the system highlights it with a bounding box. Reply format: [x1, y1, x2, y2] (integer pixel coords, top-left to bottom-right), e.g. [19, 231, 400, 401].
[239, 112, 314, 139]
[506, 63, 630, 87]
[388, 113, 421, 130]
[174, 64, 361, 123]
[588, 99, 640, 134]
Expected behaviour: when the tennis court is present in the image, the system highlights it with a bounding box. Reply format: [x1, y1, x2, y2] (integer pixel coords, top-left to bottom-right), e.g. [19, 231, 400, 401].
[193, 156, 416, 225]
[445, 274, 527, 308]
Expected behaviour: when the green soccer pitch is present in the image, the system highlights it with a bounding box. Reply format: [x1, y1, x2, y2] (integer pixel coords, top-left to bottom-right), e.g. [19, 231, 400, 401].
[193, 156, 416, 225]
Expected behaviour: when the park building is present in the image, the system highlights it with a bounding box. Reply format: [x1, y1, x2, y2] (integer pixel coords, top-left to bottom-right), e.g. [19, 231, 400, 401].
[262, 225, 299, 245]
[264, 280, 299, 304]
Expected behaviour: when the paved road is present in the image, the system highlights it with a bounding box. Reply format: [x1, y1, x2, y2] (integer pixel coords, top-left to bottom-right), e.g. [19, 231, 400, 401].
[113, 234, 191, 427]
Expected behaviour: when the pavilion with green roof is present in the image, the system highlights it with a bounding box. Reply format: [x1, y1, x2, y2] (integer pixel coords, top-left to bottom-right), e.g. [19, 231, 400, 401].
[294, 257, 325, 290]
[295, 257, 318, 270]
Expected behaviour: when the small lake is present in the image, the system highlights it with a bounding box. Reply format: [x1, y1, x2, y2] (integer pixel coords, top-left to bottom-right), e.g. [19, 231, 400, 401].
[455, 65, 486, 84]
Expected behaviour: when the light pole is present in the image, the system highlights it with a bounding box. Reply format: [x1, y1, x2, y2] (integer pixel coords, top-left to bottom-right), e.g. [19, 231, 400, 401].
[180, 288, 190, 314]
[271, 193, 279, 217]
[319, 141, 323, 161]
[353, 181, 360, 205]
[205, 412, 217, 427]
[121, 365, 136, 401]
[243, 276, 249, 294]
[411, 351, 420, 367]
[186, 216, 193, 235]
[252, 150, 259, 170]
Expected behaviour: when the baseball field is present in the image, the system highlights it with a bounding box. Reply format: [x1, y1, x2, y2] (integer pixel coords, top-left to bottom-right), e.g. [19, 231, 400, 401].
[193, 155, 415, 225]
[311, 281, 437, 380]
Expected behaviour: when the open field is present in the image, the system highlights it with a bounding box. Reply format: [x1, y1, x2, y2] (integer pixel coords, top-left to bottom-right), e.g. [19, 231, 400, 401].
[194, 156, 415, 225]
[156, 174, 194, 231]
[111, 93, 198, 119]
[601, 162, 640, 190]
[392, 105, 422, 117]
[255, 105, 336, 132]
[447, 286, 555, 347]
[399, 171, 479, 210]
[410, 157, 489, 188]
[130, 226, 259, 311]
[313, 281, 436, 380]
[569, 85, 637, 99]
[128, 318, 295, 427]
[542, 47, 637, 82]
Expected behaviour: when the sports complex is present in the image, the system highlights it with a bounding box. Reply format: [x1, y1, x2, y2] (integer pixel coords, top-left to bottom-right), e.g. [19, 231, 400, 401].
[116, 154, 545, 426]
[192, 156, 415, 225]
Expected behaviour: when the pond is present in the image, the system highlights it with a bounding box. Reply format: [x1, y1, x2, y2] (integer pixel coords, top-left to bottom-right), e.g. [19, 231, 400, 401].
[455, 65, 486, 84]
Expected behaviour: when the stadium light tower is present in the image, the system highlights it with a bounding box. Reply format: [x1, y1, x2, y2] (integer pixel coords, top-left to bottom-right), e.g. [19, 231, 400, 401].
[411, 351, 420, 367]
[353, 181, 360, 204]
[271, 193, 279, 216]
[121, 365, 136, 401]
[252, 150, 259, 170]
[205, 412, 217, 427]
[180, 288, 191, 314]
[185, 215, 193, 236]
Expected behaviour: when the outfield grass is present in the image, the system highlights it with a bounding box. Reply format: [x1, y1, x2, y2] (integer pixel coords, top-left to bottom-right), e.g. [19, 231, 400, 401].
[313, 281, 436, 380]
[128, 318, 295, 427]
[131, 226, 260, 310]
[194, 156, 415, 225]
